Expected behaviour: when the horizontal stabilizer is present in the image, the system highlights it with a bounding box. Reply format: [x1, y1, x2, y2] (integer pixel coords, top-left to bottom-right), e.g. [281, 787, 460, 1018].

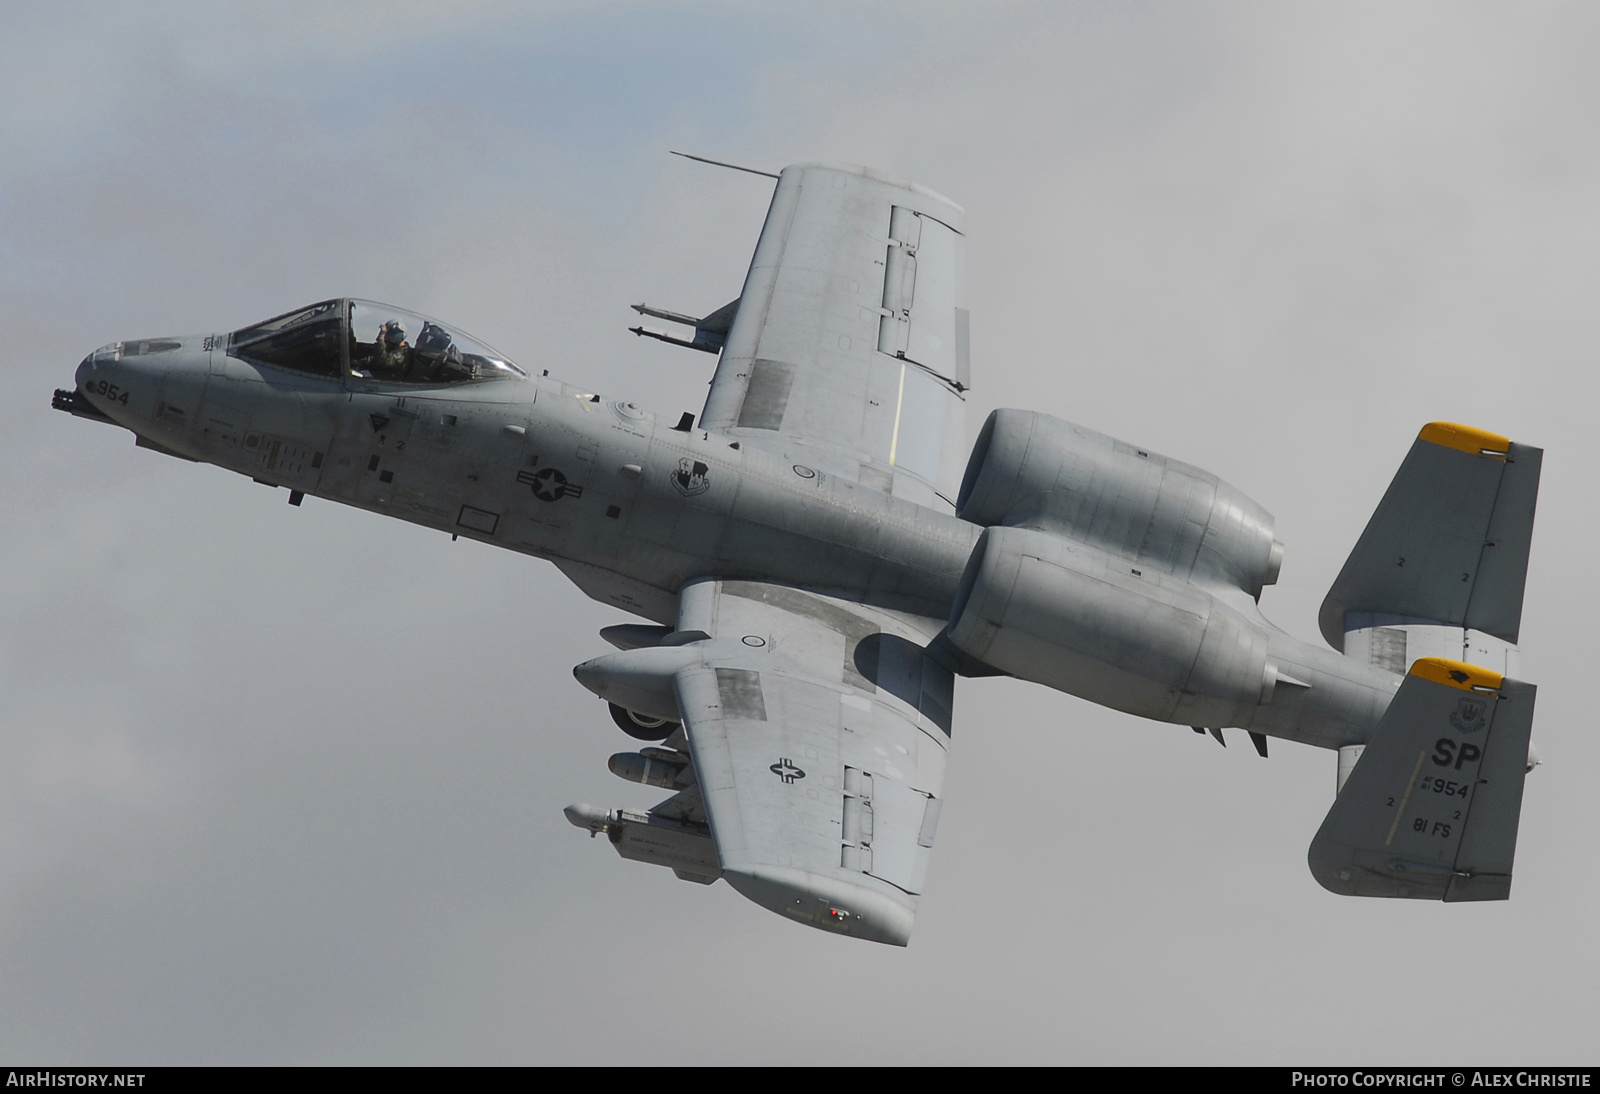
[1319, 423, 1541, 649]
[1308, 658, 1535, 901]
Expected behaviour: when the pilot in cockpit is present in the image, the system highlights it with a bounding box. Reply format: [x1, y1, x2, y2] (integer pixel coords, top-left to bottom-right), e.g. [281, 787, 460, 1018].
[370, 319, 410, 379]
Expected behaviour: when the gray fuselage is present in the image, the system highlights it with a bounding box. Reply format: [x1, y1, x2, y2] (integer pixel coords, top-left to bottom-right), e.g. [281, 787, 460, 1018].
[73, 336, 1400, 752]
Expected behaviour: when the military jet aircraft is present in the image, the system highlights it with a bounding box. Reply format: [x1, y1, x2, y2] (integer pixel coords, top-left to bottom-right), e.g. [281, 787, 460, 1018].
[55, 162, 1541, 946]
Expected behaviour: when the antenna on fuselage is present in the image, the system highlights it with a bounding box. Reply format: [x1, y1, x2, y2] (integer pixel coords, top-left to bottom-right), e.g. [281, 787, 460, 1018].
[668, 150, 780, 180]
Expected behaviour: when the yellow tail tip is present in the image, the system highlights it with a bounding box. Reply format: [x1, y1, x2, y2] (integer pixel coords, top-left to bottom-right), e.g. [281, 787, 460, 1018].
[1419, 421, 1511, 456]
[1409, 657, 1504, 692]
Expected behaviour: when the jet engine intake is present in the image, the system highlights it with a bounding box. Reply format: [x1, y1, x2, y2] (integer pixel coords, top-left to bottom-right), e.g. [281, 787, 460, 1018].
[957, 409, 1282, 598]
[948, 525, 1275, 727]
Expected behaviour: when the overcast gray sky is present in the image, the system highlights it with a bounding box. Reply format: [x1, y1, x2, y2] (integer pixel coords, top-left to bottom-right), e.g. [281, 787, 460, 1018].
[2, 1, 1596, 1065]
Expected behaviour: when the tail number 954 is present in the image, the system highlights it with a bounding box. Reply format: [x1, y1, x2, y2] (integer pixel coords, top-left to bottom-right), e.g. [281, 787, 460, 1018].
[89, 380, 130, 406]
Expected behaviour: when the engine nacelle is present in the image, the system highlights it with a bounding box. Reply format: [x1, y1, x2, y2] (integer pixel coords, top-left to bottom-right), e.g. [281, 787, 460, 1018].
[948, 525, 1279, 728]
[957, 409, 1283, 598]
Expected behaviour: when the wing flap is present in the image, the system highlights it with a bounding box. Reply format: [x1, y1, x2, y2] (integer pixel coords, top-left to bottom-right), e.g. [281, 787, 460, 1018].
[858, 772, 938, 895]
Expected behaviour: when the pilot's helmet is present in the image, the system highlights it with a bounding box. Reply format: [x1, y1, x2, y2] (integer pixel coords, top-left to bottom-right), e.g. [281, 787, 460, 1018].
[379, 320, 407, 347]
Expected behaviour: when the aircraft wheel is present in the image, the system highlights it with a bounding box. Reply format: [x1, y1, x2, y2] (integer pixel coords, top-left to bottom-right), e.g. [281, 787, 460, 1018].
[609, 702, 677, 741]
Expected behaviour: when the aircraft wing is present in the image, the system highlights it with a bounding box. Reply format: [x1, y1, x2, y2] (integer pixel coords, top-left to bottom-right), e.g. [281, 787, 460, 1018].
[671, 577, 954, 945]
[701, 163, 971, 512]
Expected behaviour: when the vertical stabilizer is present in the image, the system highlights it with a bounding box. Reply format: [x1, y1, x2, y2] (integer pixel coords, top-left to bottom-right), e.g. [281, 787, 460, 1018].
[1319, 423, 1541, 652]
[1308, 658, 1535, 901]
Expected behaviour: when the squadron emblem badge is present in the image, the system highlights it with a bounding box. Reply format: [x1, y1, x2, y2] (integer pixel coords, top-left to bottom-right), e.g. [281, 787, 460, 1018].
[1450, 696, 1489, 735]
[671, 458, 711, 497]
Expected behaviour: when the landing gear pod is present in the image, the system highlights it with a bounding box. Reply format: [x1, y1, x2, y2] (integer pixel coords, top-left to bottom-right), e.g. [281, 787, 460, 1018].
[571, 644, 702, 724]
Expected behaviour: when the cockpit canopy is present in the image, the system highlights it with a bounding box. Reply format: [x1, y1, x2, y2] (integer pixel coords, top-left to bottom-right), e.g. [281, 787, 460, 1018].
[228, 299, 526, 385]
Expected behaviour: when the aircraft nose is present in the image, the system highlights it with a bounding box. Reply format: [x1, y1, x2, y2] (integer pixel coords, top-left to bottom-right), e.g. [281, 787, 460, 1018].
[71, 337, 203, 432]
[74, 342, 146, 420]
[74, 344, 114, 390]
